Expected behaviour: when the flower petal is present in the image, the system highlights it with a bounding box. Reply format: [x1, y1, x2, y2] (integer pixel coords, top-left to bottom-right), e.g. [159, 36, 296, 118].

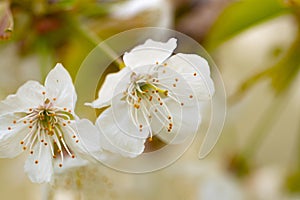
[156, 98, 201, 144]
[54, 156, 88, 174]
[63, 119, 103, 161]
[45, 63, 77, 110]
[123, 38, 177, 68]
[153, 66, 201, 143]
[0, 81, 45, 115]
[96, 107, 145, 158]
[86, 67, 131, 108]
[24, 142, 53, 183]
[0, 114, 28, 158]
[111, 94, 150, 139]
[166, 53, 215, 99]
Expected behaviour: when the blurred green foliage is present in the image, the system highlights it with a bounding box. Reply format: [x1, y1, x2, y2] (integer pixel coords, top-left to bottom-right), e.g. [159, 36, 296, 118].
[205, 0, 291, 51]
[203, 0, 300, 193]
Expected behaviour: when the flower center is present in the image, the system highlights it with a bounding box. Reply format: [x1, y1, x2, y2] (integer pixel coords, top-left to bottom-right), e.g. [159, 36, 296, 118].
[123, 71, 178, 141]
[7, 93, 79, 167]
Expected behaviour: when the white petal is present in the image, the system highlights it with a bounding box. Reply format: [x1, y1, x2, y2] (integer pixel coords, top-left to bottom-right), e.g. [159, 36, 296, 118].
[54, 157, 88, 174]
[123, 38, 177, 68]
[111, 94, 150, 139]
[156, 98, 201, 144]
[45, 63, 77, 110]
[64, 119, 103, 161]
[156, 65, 196, 108]
[86, 67, 131, 108]
[96, 107, 145, 158]
[153, 67, 201, 144]
[24, 142, 53, 183]
[0, 81, 45, 115]
[0, 114, 28, 158]
[166, 53, 215, 99]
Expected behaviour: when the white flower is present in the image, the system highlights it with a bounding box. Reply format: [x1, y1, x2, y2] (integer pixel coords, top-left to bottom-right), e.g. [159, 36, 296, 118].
[87, 38, 214, 158]
[0, 63, 101, 183]
[111, 0, 172, 28]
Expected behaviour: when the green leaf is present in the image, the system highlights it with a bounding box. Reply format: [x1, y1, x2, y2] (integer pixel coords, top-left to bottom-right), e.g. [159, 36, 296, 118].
[204, 0, 291, 51]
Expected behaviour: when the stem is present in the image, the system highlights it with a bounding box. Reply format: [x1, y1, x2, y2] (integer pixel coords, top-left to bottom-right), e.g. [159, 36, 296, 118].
[241, 88, 291, 158]
[41, 183, 54, 200]
[38, 40, 53, 82]
[75, 170, 83, 200]
[228, 67, 272, 105]
[296, 103, 300, 166]
[69, 17, 124, 69]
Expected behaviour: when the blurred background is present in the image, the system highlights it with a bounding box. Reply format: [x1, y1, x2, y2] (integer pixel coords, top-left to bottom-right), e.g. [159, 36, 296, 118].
[0, 0, 299, 199]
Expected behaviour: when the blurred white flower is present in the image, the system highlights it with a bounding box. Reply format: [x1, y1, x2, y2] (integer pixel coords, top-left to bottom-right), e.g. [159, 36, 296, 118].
[0, 63, 101, 183]
[111, 0, 173, 28]
[87, 38, 214, 158]
[144, 161, 245, 200]
[198, 175, 244, 200]
[246, 167, 284, 200]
